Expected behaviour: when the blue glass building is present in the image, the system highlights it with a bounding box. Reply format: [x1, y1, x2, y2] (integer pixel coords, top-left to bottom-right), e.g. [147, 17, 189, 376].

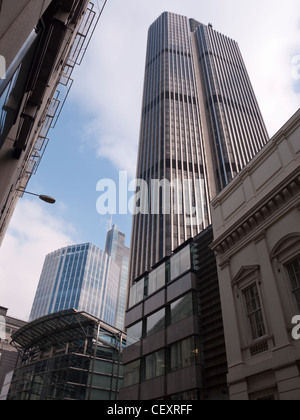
[105, 225, 130, 331]
[29, 243, 120, 325]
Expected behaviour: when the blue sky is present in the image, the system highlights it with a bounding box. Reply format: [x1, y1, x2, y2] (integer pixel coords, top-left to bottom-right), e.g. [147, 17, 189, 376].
[0, 0, 299, 320]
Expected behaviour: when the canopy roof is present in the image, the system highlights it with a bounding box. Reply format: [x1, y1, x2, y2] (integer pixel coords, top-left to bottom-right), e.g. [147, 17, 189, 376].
[11, 309, 119, 350]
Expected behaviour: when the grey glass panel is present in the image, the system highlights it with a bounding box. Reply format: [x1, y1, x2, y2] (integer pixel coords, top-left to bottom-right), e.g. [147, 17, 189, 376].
[146, 309, 165, 336]
[127, 321, 143, 346]
[170, 246, 191, 280]
[170, 293, 194, 325]
[145, 349, 165, 381]
[123, 360, 140, 388]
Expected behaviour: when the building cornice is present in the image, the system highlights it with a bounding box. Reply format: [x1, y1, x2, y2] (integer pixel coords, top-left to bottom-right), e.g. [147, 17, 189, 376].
[211, 168, 300, 258]
[211, 109, 300, 211]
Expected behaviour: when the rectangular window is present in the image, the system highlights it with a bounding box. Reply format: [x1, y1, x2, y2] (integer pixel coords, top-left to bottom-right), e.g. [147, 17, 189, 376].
[148, 263, 166, 296]
[145, 350, 165, 381]
[146, 309, 165, 337]
[244, 284, 266, 340]
[170, 293, 194, 325]
[170, 337, 200, 372]
[129, 278, 145, 308]
[123, 360, 140, 388]
[170, 245, 191, 281]
[127, 321, 143, 346]
[286, 257, 300, 311]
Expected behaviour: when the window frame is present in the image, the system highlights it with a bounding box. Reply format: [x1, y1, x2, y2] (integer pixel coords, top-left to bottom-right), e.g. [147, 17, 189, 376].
[232, 265, 269, 351]
[285, 256, 300, 313]
[143, 349, 166, 381]
[243, 283, 266, 341]
[270, 234, 300, 319]
[170, 244, 192, 281]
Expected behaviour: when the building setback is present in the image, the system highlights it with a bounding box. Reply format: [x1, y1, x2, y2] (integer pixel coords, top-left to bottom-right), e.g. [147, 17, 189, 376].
[120, 226, 228, 400]
[130, 12, 269, 282]
[211, 109, 300, 400]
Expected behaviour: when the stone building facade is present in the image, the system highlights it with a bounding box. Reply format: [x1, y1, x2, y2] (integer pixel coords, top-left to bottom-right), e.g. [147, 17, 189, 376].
[211, 109, 300, 400]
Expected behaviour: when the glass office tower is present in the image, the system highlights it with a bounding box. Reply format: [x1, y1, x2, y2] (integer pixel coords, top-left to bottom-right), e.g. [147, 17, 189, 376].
[130, 12, 269, 281]
[105, 225, 130, 331]
[29, 243, 120, 326]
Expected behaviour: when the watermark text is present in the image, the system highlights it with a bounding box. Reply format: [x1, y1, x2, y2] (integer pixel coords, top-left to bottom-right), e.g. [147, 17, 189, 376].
[96, 171, 205, 226]
[0, 55, 6, 80]
[292, 315, 300, 340]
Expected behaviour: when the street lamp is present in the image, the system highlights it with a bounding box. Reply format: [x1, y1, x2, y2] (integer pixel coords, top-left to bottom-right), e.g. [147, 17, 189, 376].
[16, 189, 56, 204]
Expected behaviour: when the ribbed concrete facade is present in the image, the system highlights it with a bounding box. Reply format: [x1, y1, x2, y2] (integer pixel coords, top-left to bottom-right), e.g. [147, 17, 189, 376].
[130, 12, 269, 281]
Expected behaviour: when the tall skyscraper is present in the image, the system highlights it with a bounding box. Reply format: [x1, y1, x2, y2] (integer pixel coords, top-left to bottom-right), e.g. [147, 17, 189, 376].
[130, 12, 269, 280]
[29, 243, 120, 326]
[105, 225, 130, 331]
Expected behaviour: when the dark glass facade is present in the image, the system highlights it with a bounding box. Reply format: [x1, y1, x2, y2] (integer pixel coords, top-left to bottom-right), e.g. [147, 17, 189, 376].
[120, 226, 228, 400]
[7, 310, 126, 401]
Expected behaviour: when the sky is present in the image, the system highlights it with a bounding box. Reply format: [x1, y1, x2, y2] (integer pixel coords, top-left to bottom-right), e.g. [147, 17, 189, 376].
[0, 0, 299, 321]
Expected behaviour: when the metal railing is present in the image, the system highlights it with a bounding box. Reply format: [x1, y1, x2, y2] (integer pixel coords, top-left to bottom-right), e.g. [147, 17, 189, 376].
[25, 0, 107, 177]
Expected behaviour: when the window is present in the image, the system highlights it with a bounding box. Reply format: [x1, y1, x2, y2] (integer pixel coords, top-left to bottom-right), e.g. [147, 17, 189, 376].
[170, 245, 191, 281]
[148, 263, 166, 295]
[170, 293, 194, 325]
[244, 285, 266, 340]
[0, 315, 6, 340]
[0, 30, 40, 149]
[129, 278, 145, 308]
[146, 309, 165, 337]
[286, 257, 300, 311]
[170, 337, 200, 372]
[144, 350, 165, 381]
[123, 360, 140, 388]
[170, 390, 200, 400]
[127, 322, 143, 346]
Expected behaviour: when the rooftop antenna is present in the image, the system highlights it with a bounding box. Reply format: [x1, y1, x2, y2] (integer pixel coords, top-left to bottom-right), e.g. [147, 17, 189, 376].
[105, 214, 113, 232]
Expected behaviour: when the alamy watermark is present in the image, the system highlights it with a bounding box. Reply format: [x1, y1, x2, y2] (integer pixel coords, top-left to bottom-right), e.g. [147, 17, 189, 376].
[0, 315, 6, 341]
[292, 55, 300, 81]
[0, 55, 6, 81]
[96, 171, 205, 226]
[292, 316, 300, 340]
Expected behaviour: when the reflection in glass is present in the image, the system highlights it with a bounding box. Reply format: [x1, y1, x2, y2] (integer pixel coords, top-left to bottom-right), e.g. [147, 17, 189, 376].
[145, 350, 165, 381]
[129, 278, 145, 308]
[148, 263, 166, 295]
[127, 321, 143, 346]
[170, 245, 191, 280]
[171, 336, 200, 372]
[146, 309, 165, 336]
[123, 360, 140, 388]
[170, 293, 194, 325]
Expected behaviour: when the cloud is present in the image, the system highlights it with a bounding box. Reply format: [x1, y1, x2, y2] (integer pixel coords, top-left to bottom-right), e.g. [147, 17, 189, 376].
[0, 199, 76, 320]
[236, 0, 300, 137]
